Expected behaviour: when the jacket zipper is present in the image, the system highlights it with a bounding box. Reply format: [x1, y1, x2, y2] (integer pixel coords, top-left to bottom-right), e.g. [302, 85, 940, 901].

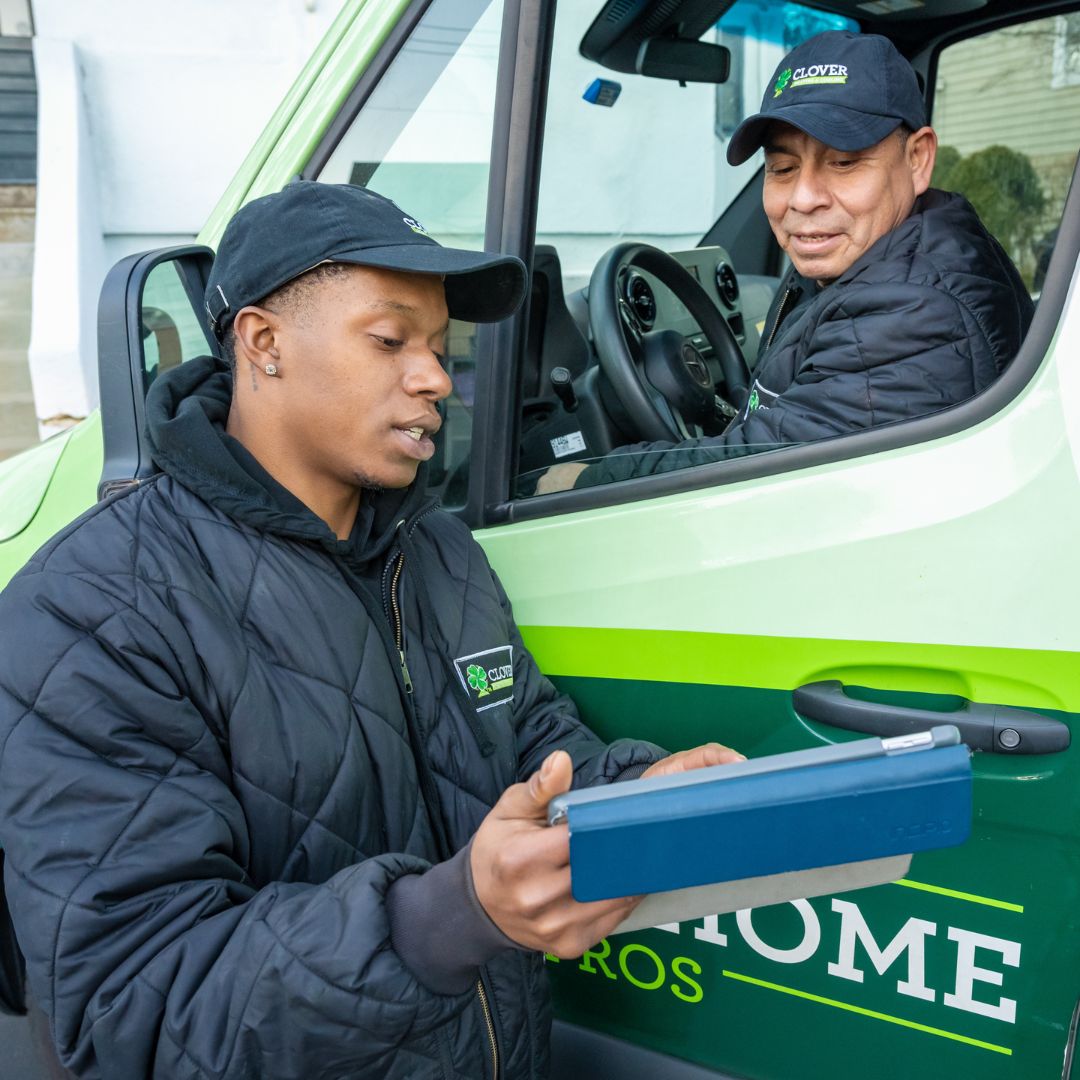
[764, 286, 794, 354]
[351, 507, 451, 864]
[385, 515, 500, 1075]
[476, 977, 499, 1079]
[388, 551, 413, 694]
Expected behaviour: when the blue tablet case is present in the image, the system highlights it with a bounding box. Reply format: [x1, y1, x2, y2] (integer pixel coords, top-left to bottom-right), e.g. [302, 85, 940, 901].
[563, 741, 972, 903]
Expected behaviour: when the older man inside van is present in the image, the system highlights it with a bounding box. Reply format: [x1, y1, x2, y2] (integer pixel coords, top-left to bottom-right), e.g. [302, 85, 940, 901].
[538, 30, 1033, 493]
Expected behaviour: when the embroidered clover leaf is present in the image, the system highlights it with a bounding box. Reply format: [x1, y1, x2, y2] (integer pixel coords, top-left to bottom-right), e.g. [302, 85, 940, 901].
[467, 664, 489, 692]
[774, 68, 792, 97]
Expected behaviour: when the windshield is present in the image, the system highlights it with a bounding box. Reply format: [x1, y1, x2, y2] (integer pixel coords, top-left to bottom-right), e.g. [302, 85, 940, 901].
[536, 0, 858, 292]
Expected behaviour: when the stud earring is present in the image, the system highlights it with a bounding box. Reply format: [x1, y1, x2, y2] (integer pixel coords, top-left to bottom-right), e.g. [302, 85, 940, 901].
[264, 363, 278, 377]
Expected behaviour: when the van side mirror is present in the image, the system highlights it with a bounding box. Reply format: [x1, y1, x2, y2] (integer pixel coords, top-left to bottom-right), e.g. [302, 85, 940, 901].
[636, 38, 730, 84]
[97, 245, 215, 499]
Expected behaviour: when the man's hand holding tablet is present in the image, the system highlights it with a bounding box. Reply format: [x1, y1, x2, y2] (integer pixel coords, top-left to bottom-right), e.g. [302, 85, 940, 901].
[470, 742, 744, 958]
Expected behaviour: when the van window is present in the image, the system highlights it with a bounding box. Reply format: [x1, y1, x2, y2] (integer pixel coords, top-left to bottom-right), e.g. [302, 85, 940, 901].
[533, 0, 855, 293]
[933, 15, 1078, 294]
[515, 0, 860, 498]
[318, 0, 505, 507]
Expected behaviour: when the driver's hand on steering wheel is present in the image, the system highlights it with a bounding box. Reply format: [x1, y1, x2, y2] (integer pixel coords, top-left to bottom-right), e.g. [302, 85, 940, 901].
[535, 461, 589, 495]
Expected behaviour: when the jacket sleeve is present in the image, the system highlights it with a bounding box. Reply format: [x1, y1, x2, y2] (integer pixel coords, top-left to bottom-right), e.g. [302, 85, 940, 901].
[574, 281, 989, 489]
[0, 567, 476, 1080]
[486, 572, 667, 787]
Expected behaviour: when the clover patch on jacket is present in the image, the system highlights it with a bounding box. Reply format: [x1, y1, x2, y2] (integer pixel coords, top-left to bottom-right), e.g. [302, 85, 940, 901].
[454, 646, 514, 712]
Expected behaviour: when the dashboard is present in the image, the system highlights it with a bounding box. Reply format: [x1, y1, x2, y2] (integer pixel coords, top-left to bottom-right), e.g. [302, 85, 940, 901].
[558, 245, 766, 388]
[612, 244, 760, 379]
[515, 244, 778, 491]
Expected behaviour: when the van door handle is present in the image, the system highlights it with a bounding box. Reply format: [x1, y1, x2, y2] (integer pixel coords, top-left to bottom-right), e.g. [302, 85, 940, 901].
[793, 680, 1071, 755]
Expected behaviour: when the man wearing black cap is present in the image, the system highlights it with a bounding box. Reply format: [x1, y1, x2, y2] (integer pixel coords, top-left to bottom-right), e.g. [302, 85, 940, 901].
[540, 30, 1033, 493]
[0, 182, 737, 1078]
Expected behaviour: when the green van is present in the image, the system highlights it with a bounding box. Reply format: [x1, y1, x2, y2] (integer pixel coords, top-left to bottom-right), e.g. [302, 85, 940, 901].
[3, 0, 1080, 1076]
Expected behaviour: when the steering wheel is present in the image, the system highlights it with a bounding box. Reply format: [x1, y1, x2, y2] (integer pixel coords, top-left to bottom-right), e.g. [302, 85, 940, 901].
[588, 242, 751, 443]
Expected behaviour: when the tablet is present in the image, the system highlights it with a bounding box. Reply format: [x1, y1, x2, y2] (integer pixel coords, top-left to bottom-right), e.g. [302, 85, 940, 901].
[548, 726, 971, 926]
[549, 726, 962, 825]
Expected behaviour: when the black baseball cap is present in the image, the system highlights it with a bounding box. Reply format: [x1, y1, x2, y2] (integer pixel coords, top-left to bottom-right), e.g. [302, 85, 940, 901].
[726, 31, 927, 166]
[204, 181, 528, 339]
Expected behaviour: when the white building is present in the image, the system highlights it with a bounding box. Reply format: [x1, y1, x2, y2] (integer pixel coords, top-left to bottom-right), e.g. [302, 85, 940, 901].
[3, 0, 346, 454]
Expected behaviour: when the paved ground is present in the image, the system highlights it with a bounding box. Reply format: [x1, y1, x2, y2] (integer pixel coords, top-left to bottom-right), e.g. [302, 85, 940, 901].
[0, 183, 38, 461]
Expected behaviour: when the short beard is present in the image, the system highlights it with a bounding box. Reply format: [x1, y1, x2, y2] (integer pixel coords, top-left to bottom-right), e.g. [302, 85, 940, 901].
[353, 465, 421, 493]
[354, 473, 385, 493]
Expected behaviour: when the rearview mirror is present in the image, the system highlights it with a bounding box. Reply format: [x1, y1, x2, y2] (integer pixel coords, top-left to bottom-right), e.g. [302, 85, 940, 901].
[636, 38, 730, 84]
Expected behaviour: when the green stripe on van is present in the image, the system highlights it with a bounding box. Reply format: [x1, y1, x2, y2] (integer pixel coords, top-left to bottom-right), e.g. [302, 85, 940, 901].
[519, 626, 1080, 712]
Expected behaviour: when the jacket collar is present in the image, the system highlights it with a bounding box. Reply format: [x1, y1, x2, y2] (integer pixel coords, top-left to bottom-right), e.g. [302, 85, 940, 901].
[832, 187, 960, 286]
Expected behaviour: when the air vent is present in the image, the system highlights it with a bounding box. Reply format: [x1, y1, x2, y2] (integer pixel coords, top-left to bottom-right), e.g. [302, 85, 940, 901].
[605, 0, 636, 22]
[640, 0, 683, 35]
[716, 262, 739, 308]
[623, 272, 657, 331]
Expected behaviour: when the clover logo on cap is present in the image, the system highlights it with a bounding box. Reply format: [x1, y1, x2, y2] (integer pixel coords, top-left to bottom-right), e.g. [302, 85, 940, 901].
[774, 68, 792, 98]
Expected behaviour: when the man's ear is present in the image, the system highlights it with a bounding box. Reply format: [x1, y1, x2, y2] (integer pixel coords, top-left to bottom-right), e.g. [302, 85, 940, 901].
[232, 306, 280, 376]
[908, 125, 938, 197]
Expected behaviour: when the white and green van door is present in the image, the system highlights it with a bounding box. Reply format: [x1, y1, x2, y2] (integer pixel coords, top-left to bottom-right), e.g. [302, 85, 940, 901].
[464, 6, 1080, 1080]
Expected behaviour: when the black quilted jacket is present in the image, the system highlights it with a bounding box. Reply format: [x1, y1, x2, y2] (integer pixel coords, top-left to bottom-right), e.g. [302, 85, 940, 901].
[0, 357, 662, 1079]
[576, 189, 1034, 487]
